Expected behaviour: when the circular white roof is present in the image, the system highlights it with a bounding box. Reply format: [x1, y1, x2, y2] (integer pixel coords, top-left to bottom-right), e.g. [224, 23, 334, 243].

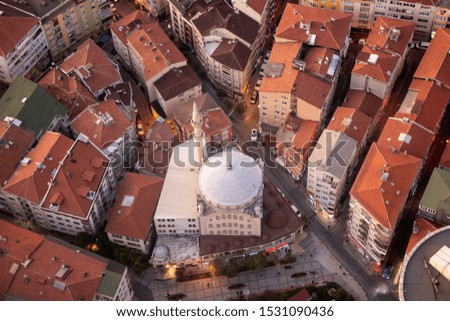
[198, 149, 263, 208]
[153, 245, 169, 258]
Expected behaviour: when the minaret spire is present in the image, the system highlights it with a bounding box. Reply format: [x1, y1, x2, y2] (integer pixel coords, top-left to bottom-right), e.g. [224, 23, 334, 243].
[191, 101, 205, 165]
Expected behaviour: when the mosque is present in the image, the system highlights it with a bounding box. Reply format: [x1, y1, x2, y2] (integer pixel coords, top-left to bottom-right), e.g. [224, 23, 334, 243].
[151, 102, 303, 268]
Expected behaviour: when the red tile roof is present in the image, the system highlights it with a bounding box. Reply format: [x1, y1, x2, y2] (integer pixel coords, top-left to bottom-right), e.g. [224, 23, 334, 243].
[0, 120, 34, 185]
[153, 65, 201, 101]
[211, 40, 251, 71]
[0, 16, 38, 56]
[39, 68, 97, 120]
[327, 107, 372, 144]
[70, 100, 132, 150]
[365, 17, 415, 57]
[292, 119, 319, 151]
[293, 71, 332, 109]
[342, 89, 383, 119]
[183, 107, 232, 140]
[276, 4, 352, 51]
[414, 28, 450, 88]
[59, 39, 122, 95]
[105, 172, 163, 240]
[0, 221, 113, 301]
[350, 143, 421, 229]
[304, 47, 338, 79]
[127, 22, 186, 82]
[406, 79, 450, 133]
[353, 46, 400, 83]
[246, 0, 266, 15]
[110, 10, 154, 48]
[3, 132, 73, 204]
[289, 289, 312, 301]
[377, 113, 434, 159]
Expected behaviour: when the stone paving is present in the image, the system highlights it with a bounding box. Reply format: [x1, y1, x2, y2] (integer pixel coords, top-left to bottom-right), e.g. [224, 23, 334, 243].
[134, 232, 368, 301]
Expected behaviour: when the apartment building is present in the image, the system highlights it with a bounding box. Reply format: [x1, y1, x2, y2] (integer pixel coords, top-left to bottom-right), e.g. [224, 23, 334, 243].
[276, 114, 319, 181]
[70, 100, 137, 179]
[347, 143, 421, 263]
[398, 28, 450, 134]
[260, 5, 352, 130]
[0, 0, 113, 60]
[0, 220, 133, 301]
[59, 38, 123, 98]
[307, 107, 371, 217]
[351, 17, 415, 99]
[106, 172, 164, 254]
[0, 4, 50, 84]
[0, 76, 68, 137]
[171, 93, 232, 145]
[153, 65, 202, 114]
[2, 132, 116, 235]
[433, 2, 450, 33]
[110, 10, 154, 67]
[301, 0, 341, 11]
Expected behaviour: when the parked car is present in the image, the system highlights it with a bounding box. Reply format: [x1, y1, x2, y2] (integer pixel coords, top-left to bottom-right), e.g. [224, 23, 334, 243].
[137, 121, 144, 136]
[250, 90, 258, 104]
[251, 128, 258, 142]
[255, 78, 262, 90]
[383, 265, 392, 280]
[416, 42, 430, 50]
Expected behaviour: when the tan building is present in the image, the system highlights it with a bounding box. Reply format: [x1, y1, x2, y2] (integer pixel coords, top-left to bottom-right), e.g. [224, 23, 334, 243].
[0, 4, 50, 84]
[2, 131, 116, 235]
[307, 107, 371, 217]
[348, 143, 421, 264]
[0, 0, 113, 61]
[0, 220, 133, 301]
[106, 172, 164, 254]
[351, 17, 415, 99]
[260, 4, 351, 130]
[70, 100, 137, 179]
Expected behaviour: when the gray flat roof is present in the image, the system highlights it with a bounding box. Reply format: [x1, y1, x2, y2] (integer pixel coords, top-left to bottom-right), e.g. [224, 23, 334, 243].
[399, 226, 450, 301]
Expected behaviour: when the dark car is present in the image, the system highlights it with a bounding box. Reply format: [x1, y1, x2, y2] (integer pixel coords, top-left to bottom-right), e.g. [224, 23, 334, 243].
[383, 265, 392, 280]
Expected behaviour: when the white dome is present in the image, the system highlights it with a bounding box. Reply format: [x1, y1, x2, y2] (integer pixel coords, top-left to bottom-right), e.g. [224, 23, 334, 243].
[198, 149, 263, 208]
[153, 245, 169, 258]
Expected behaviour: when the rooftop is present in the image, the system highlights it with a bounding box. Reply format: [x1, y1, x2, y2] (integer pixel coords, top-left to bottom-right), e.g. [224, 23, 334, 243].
[353, 46, 400, 84]
[210, 40, 251, 71]
[110, 10, 154, 48]
[0, 15, 38, 56]
[350, 143, 422, 229]
[327, 107, 372, 144]
[0, 76, 67, 135]
[377, 113, 434, 159]
[414, 28, 450, 89]
[405, 217, 440, 256]
[38, 67, 97, 120]
[59, 39, 122, 95]
[342, 89, 383, 119]
[0, 220, 127, 300]
[365, 17, 415, 57]
[275, 4, 352, 51]
[419, 168, 450, 216]
[293, 70, 332, 109]
[170, 92, 219, 124]
[105, 172, 163, 241]
[153, 65, 201, 101]
[400, 225, 450, 301]
[0, 119, 34, 186]
[127, 22, 186, 82]
[70, 100, 132, 151]
[183, 107, 232, 140]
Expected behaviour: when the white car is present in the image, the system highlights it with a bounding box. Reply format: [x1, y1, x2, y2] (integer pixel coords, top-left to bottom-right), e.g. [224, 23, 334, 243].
[251, 129, 258, 142]
[416, 42, 430, 50]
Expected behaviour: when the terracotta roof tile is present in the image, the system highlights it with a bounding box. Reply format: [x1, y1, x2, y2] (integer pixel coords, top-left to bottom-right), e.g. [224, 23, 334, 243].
[327, 107, 372, 144]
[153, 65, 201, 101]
[70, 100, 132, 150]
[110, 10, 154, 48]
[105, 172, 163, 240]
[377, 113, 434, 159]
[405, 217, 440, 255]
[127, 22, 186, 82]
[365, 17, 415, 57]
[0, 221, 109, 300]
[183, 107, 232, 140]
[59, 39, 122, 95]
[0, 120, 35, 185]
[293, 71, 332, 108]
[353, 46, 400, 83]
[414, 28, 450, 88]
[246, 0, 266, 15]
[3, 132, 73, 204]
[210, 40, 251, 71]
[342, 89, 383, 119]
[39, 68, 97, 120]
[0, 16, 38, 56]
[350, 143, 421, 229]
[276, 4, 351, 51]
